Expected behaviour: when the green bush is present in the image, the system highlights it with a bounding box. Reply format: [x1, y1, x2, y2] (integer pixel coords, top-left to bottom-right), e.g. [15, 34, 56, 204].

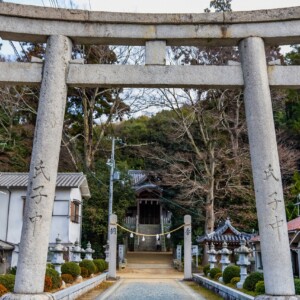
[209, 267, 221, 279]
[93, 259, 107, 273]
[79, 260, 97, 275]
[46, 263, 55, 269]
[294, 279, 300, 295]
[223, 265, 240, 284]
[214, 272, 222, 281]
[7, 267, 17, 275]
[230, 277, 240, 285]
[0, 274, 15, 292]
[61, 262, 81, 278]
[255, 281, 265, 294]
[80, 267, 89, 278]
[61, 274, 74, 284]
[243, 272, 264, 291]
[45, 268, 61, 289]
[203, 264, 210, 276]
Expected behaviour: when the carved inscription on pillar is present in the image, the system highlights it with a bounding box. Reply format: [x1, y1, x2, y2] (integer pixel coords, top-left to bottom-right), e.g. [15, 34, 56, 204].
[264, 163, 283, 240]
[29, 212, 42, 236]
[29, 160, 50, 236]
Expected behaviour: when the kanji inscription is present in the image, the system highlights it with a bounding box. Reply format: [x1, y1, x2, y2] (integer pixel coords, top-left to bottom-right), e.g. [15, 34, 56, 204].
[268, 192, 282, 211]
[31, 186, 48, 204]
[264, 164, 279, 181]
[33, 160, 50, 181]
[29, 212, 42, 237]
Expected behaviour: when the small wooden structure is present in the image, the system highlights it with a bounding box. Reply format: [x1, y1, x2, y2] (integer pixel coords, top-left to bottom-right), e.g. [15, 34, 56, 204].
[197, 218, 253, 250]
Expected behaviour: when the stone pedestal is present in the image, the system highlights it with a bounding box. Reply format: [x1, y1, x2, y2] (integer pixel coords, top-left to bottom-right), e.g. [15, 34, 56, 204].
[240, 37, 295, 296]
[184, 215, 192, 280]
[108, 214, 117, 279]
[5, 35, 72, 298]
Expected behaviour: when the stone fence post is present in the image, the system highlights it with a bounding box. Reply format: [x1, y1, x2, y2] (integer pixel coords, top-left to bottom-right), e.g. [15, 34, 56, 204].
[108, 214, 117, 279]
[184, 215, 192, 280]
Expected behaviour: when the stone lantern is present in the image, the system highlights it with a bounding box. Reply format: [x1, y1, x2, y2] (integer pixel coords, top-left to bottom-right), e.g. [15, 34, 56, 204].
[50, 235, 66, 275]
[85, 241, 95, 260]
[235, 239, 252, 289]
[71, 239, 84, 264]
[218, 241, 232, 282]
[207, 243, 218, 269]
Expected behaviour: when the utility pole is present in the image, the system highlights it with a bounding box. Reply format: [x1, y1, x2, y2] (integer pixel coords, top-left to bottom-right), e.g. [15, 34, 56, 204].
[107, 136, 115, 224]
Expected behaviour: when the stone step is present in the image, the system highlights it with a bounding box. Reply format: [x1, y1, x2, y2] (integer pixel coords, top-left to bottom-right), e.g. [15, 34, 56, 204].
[135, 225, 162, 251]
[127, 263, 173, 269]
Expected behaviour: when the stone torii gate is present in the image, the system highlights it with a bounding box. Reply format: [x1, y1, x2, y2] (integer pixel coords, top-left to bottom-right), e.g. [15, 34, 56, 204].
[1, 3, 300, 299]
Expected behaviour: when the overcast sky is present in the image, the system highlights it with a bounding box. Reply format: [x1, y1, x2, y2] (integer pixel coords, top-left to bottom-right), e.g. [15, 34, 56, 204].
[4, 0, 300, 13]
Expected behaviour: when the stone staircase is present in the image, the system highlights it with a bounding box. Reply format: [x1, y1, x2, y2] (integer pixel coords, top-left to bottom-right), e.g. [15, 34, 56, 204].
[135, 224, 161, 251]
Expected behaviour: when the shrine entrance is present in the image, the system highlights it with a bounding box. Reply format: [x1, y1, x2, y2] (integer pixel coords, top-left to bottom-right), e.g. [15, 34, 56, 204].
[139, 202, 160, 225]
[1, 3, 299, 298]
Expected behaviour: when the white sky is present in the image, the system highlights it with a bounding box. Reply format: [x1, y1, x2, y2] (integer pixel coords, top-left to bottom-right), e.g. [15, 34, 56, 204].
[4, 0, 300, 13]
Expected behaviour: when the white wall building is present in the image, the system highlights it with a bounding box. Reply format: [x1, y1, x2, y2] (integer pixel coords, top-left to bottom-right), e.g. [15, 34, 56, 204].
[0, 172, 90, 273]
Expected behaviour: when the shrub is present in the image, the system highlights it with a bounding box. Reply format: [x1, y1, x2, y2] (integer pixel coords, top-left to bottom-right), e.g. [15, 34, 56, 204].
[80, 267, 89, 278]
[7, 267, 17, 275]
[214, 272, 222, 281]
[0, 284, 8, 297]
[243, 272, 264, 291]
[61, 274, 74, 284]
[0, 274, 15, 292]
[47, 263, 55, 269]
[45, 268, 61, 289]
[44, 275, 52, 292]
[61, 262, 81, 278]
[294, 279, 300, 295]
[255, 281, 265, 294]
[93, 259, 107, 273]
[209, 267, 221, 279]
[230, 277, 240, 285]
[79, 260, 97, 275]
[203, 264, 210, 276]
[223, 265, 240, 284]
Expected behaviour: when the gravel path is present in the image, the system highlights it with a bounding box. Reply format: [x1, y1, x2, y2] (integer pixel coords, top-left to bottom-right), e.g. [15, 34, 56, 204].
[96, 278, 205, 300]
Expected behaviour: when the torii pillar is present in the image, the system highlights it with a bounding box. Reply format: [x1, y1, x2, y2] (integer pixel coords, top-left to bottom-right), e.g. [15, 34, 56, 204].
[2, 35, 72, 300]
[240, 37, 297, 299]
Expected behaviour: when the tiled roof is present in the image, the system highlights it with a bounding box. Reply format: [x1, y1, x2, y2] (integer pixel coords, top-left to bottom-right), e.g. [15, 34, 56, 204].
[128, 170, 148, 185]
[197, 218, 253, 244]
[0, 172, 90, 198]
[0, 240, 14, 251]
[249, 235, 260, 243]
[287, 216, 300, 231]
